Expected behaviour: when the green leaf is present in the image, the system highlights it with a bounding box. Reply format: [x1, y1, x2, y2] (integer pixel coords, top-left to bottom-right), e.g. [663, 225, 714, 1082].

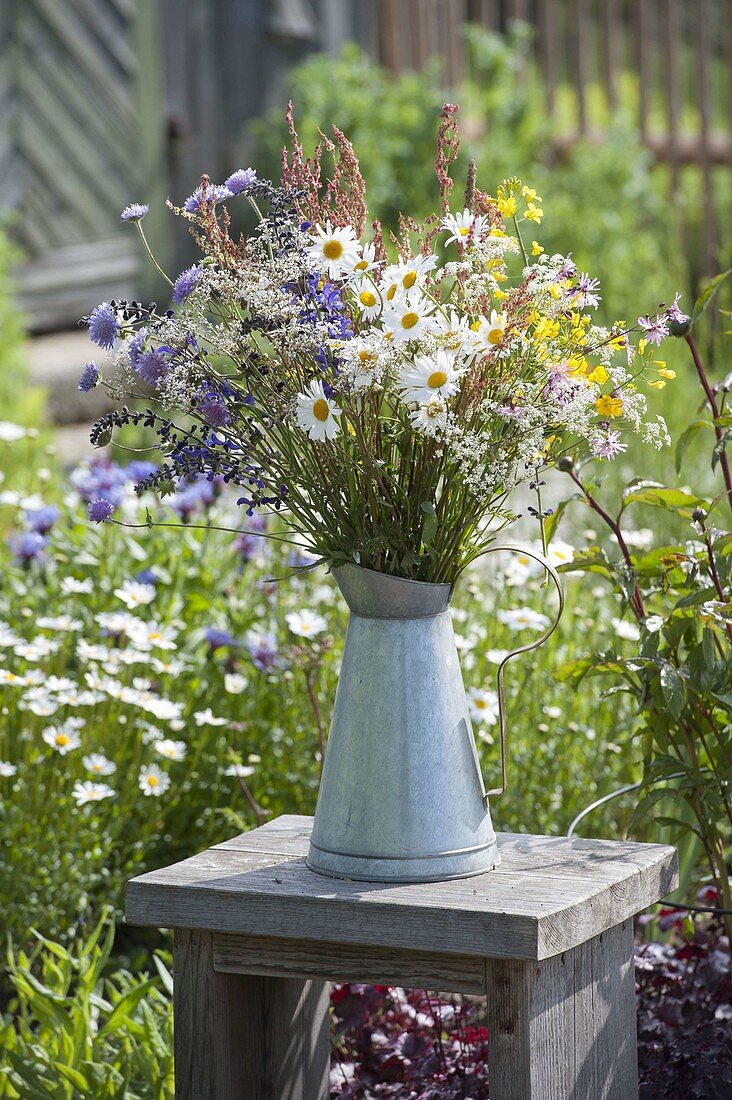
[675, 419, 711, 474]
[54, 1063, 89, 1093]
[99, 980, 157, 1037]
[711, 429, 732, 472]
[622, 486, 710, 515]
[692, 268, 732, 325]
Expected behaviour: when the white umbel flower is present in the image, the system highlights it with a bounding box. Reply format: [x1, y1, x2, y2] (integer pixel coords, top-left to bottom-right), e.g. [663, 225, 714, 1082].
[398, 350, 461, 404]
[296, 380, 341, 441]
[307, 221, 361, 280]
[441, 209, 488, 246]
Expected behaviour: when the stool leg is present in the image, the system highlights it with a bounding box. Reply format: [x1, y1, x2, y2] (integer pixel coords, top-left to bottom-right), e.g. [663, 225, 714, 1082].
[173, 929, 331, 1100]
[484, 919, 638, 1100]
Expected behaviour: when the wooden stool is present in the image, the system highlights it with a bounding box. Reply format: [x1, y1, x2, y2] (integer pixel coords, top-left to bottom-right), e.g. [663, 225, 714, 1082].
[125, 814, 677, 1100]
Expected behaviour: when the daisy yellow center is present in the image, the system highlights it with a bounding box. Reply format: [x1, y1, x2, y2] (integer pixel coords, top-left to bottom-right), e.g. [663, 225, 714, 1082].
[359, 290, 377, 307]
[147, 775, 159, 787]
[354, 259, 368, 270]
[312, 398, 330, 422]
[401, 311, 419, 330]
[358, 350, 376, 363]
[488, 327, 504, 344]
[149, 632, 162, 641]
[323, 240, 343, 260]
[475, 698, 488, 708]
[426, 403, 443, 419]
[92, 763, 102, 771]
[402, 271, 417, 289]
[427, 370, 448, 389]
[459, 226, 470, 236]
[55, 733, 69, 746]
[386, 283, 397, 301]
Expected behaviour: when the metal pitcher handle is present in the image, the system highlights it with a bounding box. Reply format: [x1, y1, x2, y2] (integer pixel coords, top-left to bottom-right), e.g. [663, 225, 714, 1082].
[471, 545, 565, 805]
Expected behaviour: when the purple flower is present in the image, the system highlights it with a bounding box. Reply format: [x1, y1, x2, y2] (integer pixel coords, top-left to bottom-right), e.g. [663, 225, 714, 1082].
[9, 530, 47, 564]
[87, 303, 119, 350]
[126, 460, 158, 484]
[78, 361, 100, 392]
[70, 456, 128, 505]
[172, 265, 203, 305]
[247, 632, 278, 672]
[135, 347, 170, 386]
[224, 168, 257, 195]
[135, 568, 158, 586]
[205, 627, 238, 651]
[557, 254, 577, 280]
[169, 479, 216, 520]
[665, 292, 690, 325]
[638, 313, 669, 346]
[591, 431, 628, 460]
[24, 504, 59, 535]
[183, 183, 232, 212]
[572, 273, 601, 310]
[197, 389, 229, 428]
[88, 498, 115, 523]
[235, 514, 267, 563]
[121, 203, 149, 222]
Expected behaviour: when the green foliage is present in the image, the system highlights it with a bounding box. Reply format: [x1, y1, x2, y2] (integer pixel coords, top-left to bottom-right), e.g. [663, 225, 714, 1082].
[554, 303, 732, 932]
[0, 911, 173, 1099]
[0, 226, 26, 415]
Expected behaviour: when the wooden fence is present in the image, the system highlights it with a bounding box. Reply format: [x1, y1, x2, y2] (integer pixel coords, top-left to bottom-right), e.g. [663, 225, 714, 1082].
[375, 0, 732, 272]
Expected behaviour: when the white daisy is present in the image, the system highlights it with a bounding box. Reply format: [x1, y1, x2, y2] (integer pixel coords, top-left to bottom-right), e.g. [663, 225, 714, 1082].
[150, 656, 187, 676]
[72, 780, 115, 807]
[306, 221, 361, 280]
[347, 240, 380, 279]
[470, 310, 507, 357]
[114, 580, 156, 609]
[194, 707, 228, 727]
[409, 396, 448, 435]
[0, 761, 17, 777]
[61, 577, 93, 595]
[36, 615, 83, 632]
[382, 254, 438, 298]
[496, 607, 550, 632]
[154, 738, 187, 761]
[352, 279, 382, 321]
[381, 294, 436, 343]
[468, 687, 499, 725]
[224, 762, 256, 779]
[0, 624, 18, 647]
[398, 350, 461, 404]
[138, 763, 170, 797]
[441, 209, 488, 246]
[295, 380, 341, 442]
[42, 725, 82, 754]
[224, 672, 248, 694]
[127, 620, 178, 651]
[83, 753, 116, 776]
[286, 609, 327, 638]
[433, 310, 473, 356]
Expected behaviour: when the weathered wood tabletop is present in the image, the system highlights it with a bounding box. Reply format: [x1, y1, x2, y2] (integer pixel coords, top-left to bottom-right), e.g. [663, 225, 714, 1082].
[126, 814, 678, 1100]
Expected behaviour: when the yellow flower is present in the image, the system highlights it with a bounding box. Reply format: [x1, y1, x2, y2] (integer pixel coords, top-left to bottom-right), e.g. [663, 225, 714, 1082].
[548, 283, 562, 300]
[585, 364, 608, 385]
[609, 334, 628, 352]
[648, 379, 667, 389]
[596, 394, 623, 418]
[531, 240, 544, 256]
[638, 338, 648, 354]
[533, 316, 560, 343]
[497, 195, 517, 218]
[493, 288, 509, 301]
[567, 355, 587, 376]
[524, 202, 543, 223]
[522, 186, 543, 203]
[488, 227, 507, 238]
[657, 366, 676, 379]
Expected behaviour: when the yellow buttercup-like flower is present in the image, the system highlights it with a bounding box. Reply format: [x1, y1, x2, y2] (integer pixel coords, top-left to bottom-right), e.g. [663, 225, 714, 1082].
[596, 394, 623, 418]
[497, 195, 517, 218]
[525, 202, 543, 223]
[531, 240, 544, 256]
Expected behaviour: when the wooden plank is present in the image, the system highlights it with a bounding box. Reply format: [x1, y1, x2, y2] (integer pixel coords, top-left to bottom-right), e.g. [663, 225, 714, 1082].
[127, 818, 678, 960]
[213, 931, 487, 993]
[173, 930, 330, 1100]
[484, 920, 637, 1099]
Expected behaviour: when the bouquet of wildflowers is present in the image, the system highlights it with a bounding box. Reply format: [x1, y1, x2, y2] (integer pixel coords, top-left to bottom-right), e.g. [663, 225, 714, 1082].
[83, 104, 675, 582]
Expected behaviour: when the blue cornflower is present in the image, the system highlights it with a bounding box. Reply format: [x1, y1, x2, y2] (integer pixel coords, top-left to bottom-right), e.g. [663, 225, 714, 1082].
[128, 327, 147, 368]
[24, 504, 59, 535]
[126, 460, 157, 484]
[247, 632, 278, 672]
[205, 627, 238, 652]
[88, 498, 114, 523]
[9, 530, 47, 564]
[135, 568, 158, 586]
[121, 203, 149, 222]
[172, 265, 203, 305]
[87, 303, 119, 350]
[78, 361, 100, 391]
[224, 168, 257, 195]
[183, 183, 232, 213]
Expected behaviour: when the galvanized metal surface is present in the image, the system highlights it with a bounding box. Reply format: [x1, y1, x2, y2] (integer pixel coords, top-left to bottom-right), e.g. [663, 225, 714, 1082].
[307, 564, 501, 883]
